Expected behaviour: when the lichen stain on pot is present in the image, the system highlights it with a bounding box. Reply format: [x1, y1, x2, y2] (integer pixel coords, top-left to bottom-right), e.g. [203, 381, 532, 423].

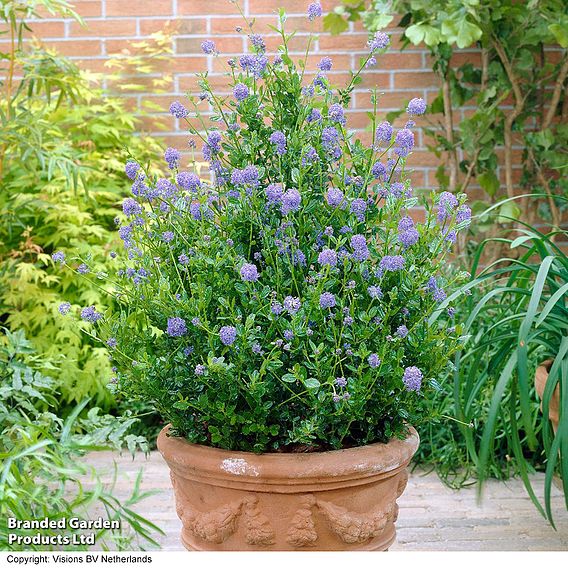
[158, 425, 419, 551]
[221, 458, 260, 477]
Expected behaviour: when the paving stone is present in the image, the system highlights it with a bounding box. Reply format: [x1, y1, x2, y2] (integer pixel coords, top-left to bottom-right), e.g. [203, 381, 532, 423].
[80, 451, 568, 551]
[435, 517, 511, 528]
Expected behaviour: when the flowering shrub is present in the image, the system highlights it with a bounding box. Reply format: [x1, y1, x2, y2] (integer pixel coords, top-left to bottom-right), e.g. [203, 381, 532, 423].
[55, 4, 470, 453]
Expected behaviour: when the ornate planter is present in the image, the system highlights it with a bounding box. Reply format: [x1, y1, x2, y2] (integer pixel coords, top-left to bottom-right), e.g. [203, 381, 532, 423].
[157, 425, 419, 551]
[535, 359, 560, 433]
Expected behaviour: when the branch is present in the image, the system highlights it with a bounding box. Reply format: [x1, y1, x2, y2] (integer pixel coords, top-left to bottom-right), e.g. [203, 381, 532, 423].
[493, 40, 524, 107]
[481, 47, 489, 90]
[527, 146, 561, 238]
[492, 39, 526, 199]
[543, 53, 568, 130]
[459, 147, 481, 194]
[441, 70, 459, 190]
[562, 81, 568, 123]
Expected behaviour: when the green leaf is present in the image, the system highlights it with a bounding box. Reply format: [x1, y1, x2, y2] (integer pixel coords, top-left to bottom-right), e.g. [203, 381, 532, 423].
[404, 23, 425, 45]
[441, 17, 482, 48]
[516, 256, 556, 450]
[549, 24, 568, 47]
[496, 201, 521, 223]
[323, 13, 348, 35]
[304, 378, 321, 389]
[364, 13, 394, 32]
[533, 129, 554, 150]
[477, 170, 500, 197]
[477, 352, 518, 490]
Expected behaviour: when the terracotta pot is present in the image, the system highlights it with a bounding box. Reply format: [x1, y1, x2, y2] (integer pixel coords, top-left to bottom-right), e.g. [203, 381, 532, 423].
[158, 425, 419, 551]
[534, 359, 560, 433]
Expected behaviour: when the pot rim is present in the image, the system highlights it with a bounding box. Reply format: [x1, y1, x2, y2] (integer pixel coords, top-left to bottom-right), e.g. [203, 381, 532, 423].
[537, 358, 554, 373]
[158, 424, 419, 490]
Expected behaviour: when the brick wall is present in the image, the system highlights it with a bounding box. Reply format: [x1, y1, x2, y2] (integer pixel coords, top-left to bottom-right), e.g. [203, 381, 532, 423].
[8, 0, 485, 192]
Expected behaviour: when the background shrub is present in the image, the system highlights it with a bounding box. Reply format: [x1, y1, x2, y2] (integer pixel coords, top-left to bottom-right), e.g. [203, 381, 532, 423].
[0, 1, 165, 408]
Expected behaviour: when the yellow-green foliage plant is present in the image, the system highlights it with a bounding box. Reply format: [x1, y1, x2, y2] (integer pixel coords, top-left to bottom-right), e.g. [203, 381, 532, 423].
[0, 1, 167, 407]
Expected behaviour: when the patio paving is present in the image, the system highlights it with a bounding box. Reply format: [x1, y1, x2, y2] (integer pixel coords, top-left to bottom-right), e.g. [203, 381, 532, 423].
[83, 450, 568, 551]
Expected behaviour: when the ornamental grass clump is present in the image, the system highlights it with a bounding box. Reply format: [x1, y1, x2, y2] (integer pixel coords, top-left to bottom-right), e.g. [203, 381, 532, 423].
[55, 5, 471, 453]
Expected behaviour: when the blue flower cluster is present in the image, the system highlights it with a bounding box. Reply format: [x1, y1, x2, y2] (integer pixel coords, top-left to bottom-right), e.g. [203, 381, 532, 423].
[58, 4, 470, 452]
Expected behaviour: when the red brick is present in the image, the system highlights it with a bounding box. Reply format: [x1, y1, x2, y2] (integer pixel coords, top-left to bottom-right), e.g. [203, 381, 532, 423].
[107, 73, 165, 90]
[161, 133, 194, 147]
[341, 111, 370, 129]
[495, 148, 524, 163]
[211, 57, 239, 74]
[355, 91, 413, 111]
[357, 131, 373, 146]
[263, 34, 310, 52]
[358, 70, 391, 90]
[98, 94, 139, 113]
[209, 16, 297, 35]
[292, 14, 326, 32]
[178, 0, 236, 15]
[210, 17, 249, 34]
[319, 33, 369, 52]
[301, 71, 353, 85]
[248, 0, 298, 14]
[407, 150, 438, 167]
[394, 71, 439, 89]
[33, 1, 100, 18]
[138, 114, 170, 131]
[178, 74, 232, 93]
[139, 18, 206, 36]
[408, 170, 428, 188]
[104, 37, 173, 56]
[247, 0, 334, 16]
[498, 168, 523, 185]
[72, 1, 103, 18]
[123, 97, 142, 113]
[291, 53, 352, 72]
[223, 15, 321, 34]
[334, 23, 407, 46]
[466, 186, 489, 201]
[44, 40, 102, 57]
[320, 0, 345, 11]
[544, 50, 563, 64]
[383, 52, 424, 70]
[176, 36, 244, 55]
[143, 95, 182, 109]
[104, 39, 136, 55]
[70, 19, 137, 38]
[106, 0, 173, 17]
[74, 58, 109, 72]
[25, 21, 66, 38]
[447, 51, 482, 68]
[170, 56, 210, 73]
[408, 207, 427, 223]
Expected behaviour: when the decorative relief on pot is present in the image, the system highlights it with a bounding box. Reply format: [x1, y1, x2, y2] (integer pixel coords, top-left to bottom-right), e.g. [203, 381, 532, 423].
[171, 475, 275, 546]
[182, 499, 244, 544]
[315, 499, 395, 544]
[170, 473, 187, 523]
[284, 485, 401, 547]
[243, 496, 275, 546]
[396, 470, 409, 497]
[388, 469, 409, 523]
[286, 495, 318, 547]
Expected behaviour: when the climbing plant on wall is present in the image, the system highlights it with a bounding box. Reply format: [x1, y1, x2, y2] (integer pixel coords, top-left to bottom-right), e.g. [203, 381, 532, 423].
[326, 0, 568, 245]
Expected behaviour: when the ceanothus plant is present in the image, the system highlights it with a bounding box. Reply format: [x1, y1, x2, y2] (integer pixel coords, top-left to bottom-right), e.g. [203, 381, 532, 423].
[54, 3, 471, 452]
